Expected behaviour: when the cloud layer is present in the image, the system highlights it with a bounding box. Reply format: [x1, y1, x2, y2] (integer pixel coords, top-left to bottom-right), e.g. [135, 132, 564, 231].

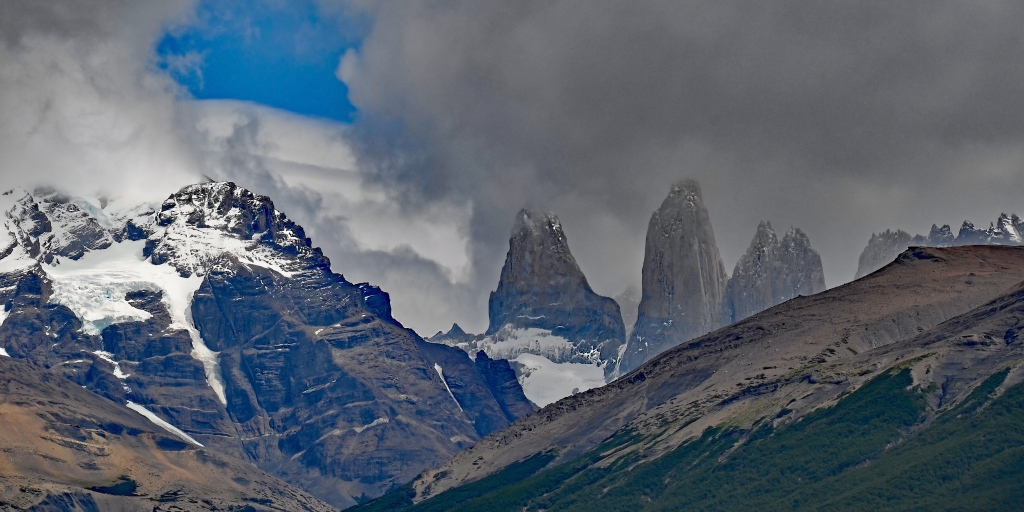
[4, 1, 1024, 335]
[335, 0, 1024, 315]
[0, 0, 203, 203]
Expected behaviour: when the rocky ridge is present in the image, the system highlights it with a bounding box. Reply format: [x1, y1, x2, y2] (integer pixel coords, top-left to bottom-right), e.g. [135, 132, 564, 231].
[856, 213, 1024, 278]
[0, 182, 534, 509]
[723, 221, 826, 323]
[399, 245, 1024, 504]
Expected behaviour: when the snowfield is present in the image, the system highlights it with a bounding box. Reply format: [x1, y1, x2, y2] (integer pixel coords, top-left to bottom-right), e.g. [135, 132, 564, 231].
[512, 353, 606, 407]
[42, 240, 227, 404]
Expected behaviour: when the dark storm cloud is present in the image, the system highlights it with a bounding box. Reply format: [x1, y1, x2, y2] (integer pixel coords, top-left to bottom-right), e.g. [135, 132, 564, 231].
[336, 0, 1024, 306]
[0, 1, 125, 45]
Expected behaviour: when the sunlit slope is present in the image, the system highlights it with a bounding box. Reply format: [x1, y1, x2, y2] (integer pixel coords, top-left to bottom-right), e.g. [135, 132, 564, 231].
[0, 357, 333, 511]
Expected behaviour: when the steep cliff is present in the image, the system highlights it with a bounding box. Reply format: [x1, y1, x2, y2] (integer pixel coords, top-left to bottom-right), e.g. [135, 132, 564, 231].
[723, 222, 826, 323]
[619, 179, 728, 374]
[437, 209, 625, 405]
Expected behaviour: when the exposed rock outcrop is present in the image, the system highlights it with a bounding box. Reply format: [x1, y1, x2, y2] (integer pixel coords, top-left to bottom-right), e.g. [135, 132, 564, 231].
[614, 286, 640, 340]
[855, 213, 1024, 278]
[619, 179, 728, 374]
[855, 229, 914, 279]
[484, 209, 625, 369]
[723, 222, 826, 323]
[0, 182, 535, 509]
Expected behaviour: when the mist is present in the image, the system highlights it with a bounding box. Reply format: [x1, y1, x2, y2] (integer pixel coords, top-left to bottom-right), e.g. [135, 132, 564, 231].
[2, 0, 1024, 335]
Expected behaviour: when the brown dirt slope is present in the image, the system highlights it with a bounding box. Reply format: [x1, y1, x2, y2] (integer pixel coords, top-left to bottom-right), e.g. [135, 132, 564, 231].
[0, 357, 335, 512]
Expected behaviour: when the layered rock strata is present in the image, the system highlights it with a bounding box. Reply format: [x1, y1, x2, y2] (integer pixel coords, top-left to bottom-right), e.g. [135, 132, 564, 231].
[0, 182, 534, 509]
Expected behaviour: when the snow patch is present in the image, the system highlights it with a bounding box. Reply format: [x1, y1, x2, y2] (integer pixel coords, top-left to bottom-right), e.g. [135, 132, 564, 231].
[478, 325, 578, 362]
[93, 351, 130, 380]
[434, 363, 463, 411]
[126, 401, 203, 447]
[513, 353, 606, 407]
[43, 240, 227, 404]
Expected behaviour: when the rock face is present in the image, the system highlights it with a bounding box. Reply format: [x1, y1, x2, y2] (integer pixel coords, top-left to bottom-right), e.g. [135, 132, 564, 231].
[723, 222, 826, 323]
[431, 209, 625, 406]
[614, 286, 640, 340]
[855, 229, 914, 279]
[0, 182, 535, 509]
[485, 209, 625, 367]
[619, 179, 728, 374]
[855, 213, 1024, 278]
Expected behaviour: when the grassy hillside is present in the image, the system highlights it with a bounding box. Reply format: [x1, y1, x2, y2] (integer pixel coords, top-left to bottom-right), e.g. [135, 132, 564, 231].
[358, 367, 1024, 511]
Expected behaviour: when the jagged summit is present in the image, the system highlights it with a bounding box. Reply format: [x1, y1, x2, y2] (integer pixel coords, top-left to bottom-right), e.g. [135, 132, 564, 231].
[723, 222, 826, 323]
[487, 208, 624, 357]
[510, 208, 562, 238]
[856, 212, 1024, 278]
[669, 177, 703, 204]
[433, 208, 625, 404]
[958, 213, 1024, 245]
[620, 178, 728, 374]
[447, 323, 467, 337]
[488, 209, 582, 330]
[146, 181, 330, 278]
[0, 180, 534, 508]
[431, 322, 471, 343]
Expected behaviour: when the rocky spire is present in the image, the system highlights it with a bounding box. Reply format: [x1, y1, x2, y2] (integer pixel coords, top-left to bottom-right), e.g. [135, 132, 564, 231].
[723, 222, 826, 323]
[619, 179, 728, 374]
[486, 208, 626, 371]
[855, 229, 914, 279]
[856, 213, 1024, 279]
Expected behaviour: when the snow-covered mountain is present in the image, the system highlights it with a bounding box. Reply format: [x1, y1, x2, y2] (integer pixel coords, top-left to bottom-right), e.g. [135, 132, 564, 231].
[0, 182, 533, 509]
[431, 208, 625, 407]
[856, 213, 1024, 278]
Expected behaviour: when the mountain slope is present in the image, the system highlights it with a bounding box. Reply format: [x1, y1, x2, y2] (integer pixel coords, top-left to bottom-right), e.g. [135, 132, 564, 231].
[0, 356, 334, 511]
[364, 365, 1024, 511]
[396, 245, 1024, 503]
[0, 182, 534, 509]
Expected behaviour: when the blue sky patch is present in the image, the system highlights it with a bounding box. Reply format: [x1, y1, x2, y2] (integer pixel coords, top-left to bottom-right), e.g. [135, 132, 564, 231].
[157, 0, 362, 123]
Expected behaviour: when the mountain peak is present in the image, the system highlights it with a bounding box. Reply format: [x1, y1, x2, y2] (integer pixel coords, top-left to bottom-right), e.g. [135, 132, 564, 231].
[447, 323, 467, 337]
[483, 207, 626, 379]
[621, 178, 727, 374]
[512, 208, 561, 238]
[669, 177, 702, 198]
[724, 221, 826, 323]
[147, 181, 329, 277]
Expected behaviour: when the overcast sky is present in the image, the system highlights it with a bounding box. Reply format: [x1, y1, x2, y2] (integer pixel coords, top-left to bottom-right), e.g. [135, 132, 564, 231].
[2, 0, 1023, 334]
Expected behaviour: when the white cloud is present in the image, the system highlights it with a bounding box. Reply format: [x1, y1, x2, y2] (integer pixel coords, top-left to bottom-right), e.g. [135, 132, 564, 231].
[0, 2, 203, 204]
[185, 99, 479, 333]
